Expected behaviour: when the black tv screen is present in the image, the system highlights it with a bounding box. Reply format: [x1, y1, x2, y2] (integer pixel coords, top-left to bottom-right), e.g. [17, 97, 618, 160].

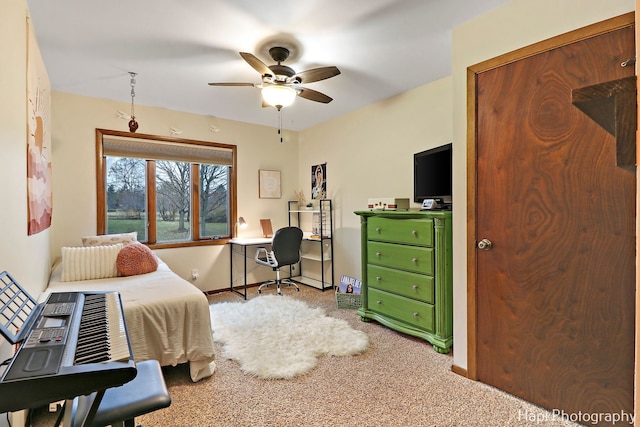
[414, 143, 452, 205]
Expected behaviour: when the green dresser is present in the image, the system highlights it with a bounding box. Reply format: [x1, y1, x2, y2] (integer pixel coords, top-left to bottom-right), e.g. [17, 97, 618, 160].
[354, 210, 453, 353]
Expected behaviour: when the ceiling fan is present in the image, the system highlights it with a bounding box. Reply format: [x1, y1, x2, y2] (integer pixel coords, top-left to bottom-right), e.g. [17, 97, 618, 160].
[208, 47, 340, 110]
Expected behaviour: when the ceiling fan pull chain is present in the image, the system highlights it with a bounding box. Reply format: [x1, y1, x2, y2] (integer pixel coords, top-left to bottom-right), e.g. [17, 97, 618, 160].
[278, 110, 283, 143]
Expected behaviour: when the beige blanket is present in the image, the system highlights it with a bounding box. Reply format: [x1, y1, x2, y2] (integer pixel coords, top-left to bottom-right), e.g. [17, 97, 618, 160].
[44, 258, 216, 382]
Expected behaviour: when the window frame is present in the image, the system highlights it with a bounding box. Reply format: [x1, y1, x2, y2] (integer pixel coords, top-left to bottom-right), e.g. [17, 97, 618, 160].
[96, 128, 237, 249]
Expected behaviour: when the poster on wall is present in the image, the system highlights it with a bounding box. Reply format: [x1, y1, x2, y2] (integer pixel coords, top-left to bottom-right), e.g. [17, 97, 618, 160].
[311, 163, 326, 200]
[26, 19, 52, 235]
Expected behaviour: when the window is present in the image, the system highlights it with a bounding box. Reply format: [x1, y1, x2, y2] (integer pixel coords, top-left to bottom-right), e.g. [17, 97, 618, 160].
[96, 129, 237, 248]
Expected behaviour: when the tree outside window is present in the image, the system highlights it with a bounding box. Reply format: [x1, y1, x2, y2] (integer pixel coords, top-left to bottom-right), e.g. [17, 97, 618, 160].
[97, 129, 236, 248]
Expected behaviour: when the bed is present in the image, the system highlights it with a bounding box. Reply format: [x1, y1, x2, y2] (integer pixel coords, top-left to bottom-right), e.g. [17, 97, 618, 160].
[44, 253, 216, 382]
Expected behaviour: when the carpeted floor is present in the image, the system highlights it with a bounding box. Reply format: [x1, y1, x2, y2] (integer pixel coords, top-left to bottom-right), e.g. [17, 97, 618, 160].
[31, 284, 581, 427]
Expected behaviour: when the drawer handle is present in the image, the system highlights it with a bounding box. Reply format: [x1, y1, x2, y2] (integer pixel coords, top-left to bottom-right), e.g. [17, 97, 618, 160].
[376, 276, 381, 282]
[412, 285, 418, 290]
[376, 252, 382, 258]
[412, 230, 418, 236]
[376, 300, 382, 305]
[376, 227, 381, 233]
[412, 258, 418, 263]
[413, 312, 419, 317]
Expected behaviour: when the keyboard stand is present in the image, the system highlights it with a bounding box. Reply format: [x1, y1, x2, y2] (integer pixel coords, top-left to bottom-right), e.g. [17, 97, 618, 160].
[62, 391, 105, 427]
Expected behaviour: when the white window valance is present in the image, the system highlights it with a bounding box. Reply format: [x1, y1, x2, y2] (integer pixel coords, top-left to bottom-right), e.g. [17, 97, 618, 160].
[101, 134, 234, 166]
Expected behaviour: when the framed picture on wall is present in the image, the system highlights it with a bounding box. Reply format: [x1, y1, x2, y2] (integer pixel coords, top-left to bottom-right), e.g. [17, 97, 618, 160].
[259, 170, 281, 199]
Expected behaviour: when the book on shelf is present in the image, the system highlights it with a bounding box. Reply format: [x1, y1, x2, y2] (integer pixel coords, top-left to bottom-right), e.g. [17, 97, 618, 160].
[338, 274, 362, 294]
[312, 211, 331, 238]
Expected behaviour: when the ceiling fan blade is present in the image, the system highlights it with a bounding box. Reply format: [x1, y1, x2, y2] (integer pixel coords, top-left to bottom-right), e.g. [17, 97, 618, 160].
[208, 82, 257, 87]
[239, 52, 274, 77]
[293, 66, 341, 84]
[297, 87, 333, 104]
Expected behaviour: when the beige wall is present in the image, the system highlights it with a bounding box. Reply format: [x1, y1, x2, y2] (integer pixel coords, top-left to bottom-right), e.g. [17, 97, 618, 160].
[0, 0, 52, 376]
[50, 77, 454, 293]
[451, 0, 635, 370]
[298, 77, 453, 281]
[0, 3, 52, 293]
[49, 92, 300, 291]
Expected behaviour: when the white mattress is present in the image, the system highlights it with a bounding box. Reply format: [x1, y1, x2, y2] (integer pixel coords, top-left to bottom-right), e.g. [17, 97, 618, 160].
[44, 258, 216, 382]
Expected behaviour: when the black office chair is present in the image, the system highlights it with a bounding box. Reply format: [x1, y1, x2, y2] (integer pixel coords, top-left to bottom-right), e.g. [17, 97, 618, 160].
[254, 226, 303, 295]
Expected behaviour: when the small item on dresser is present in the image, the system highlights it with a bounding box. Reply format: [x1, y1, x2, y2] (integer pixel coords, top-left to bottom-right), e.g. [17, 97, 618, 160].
[367, 198, 410, 211]
[421, 198, 440, 210]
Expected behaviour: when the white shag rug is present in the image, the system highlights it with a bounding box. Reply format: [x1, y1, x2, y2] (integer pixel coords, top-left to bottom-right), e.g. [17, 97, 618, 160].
[209, 295, 369, 379]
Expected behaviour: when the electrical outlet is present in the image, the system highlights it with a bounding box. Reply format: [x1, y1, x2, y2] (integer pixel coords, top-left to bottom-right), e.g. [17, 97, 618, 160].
[191, 269, 199, 280]
[49, 401, 63, 412]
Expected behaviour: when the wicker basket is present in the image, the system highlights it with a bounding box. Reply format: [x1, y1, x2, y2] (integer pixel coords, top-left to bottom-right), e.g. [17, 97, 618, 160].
[336, 291, 361, 309]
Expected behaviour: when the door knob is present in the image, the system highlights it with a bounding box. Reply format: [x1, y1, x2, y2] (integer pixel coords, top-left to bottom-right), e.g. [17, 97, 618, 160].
[477, 238, 493, 250]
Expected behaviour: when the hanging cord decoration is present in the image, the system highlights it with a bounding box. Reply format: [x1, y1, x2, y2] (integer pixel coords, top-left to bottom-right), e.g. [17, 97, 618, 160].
[128, 72, 139, 132]
[278, 110, 284, 143]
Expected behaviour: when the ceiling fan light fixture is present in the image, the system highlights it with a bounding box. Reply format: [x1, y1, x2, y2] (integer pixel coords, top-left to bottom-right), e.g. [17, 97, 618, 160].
[261, 85, 296, 110]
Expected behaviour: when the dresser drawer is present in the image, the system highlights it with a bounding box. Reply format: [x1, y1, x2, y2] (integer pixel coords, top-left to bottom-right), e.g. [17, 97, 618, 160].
[368, 288, 434, 332]
[367, 241, 433, 274]
[367, 264, 434, 304]
[367, 217, 433, 247]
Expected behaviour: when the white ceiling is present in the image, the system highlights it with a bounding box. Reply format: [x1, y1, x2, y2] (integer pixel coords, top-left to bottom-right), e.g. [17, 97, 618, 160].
[26, 0, 509, 131]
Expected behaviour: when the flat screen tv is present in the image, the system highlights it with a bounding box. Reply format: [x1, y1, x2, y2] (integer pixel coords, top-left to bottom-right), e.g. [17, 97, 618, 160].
[413, 143, 452, 207]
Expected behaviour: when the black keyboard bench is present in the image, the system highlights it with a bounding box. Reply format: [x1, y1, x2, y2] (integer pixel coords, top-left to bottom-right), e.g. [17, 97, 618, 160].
[90, 359, 171, 427]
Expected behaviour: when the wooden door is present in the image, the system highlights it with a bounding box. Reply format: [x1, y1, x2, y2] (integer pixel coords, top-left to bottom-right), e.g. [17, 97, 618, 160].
[475, 22, 636, 421]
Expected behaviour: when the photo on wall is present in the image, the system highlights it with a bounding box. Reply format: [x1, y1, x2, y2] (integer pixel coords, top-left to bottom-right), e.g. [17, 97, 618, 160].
[311, 163, 326, 200]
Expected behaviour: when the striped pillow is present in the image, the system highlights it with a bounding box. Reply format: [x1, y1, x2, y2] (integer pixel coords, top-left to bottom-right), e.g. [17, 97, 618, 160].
[61, 244, 123, 282]
[81, 232, 137, 247]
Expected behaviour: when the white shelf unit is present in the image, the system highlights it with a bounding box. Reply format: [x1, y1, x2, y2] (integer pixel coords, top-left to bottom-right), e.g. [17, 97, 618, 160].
[288, 199, 334, 290]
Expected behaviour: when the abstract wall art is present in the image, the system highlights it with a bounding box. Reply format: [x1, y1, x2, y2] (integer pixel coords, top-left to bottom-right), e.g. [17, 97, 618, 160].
[26, 19, 52, 235]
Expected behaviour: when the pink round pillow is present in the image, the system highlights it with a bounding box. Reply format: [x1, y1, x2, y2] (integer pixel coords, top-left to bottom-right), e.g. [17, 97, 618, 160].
[116, 242, 158, 276]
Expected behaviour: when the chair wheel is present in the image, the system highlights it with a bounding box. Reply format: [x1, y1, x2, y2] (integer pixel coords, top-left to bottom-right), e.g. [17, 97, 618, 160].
[295, 288, 300, 292]
[258, 290, 262, 294]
